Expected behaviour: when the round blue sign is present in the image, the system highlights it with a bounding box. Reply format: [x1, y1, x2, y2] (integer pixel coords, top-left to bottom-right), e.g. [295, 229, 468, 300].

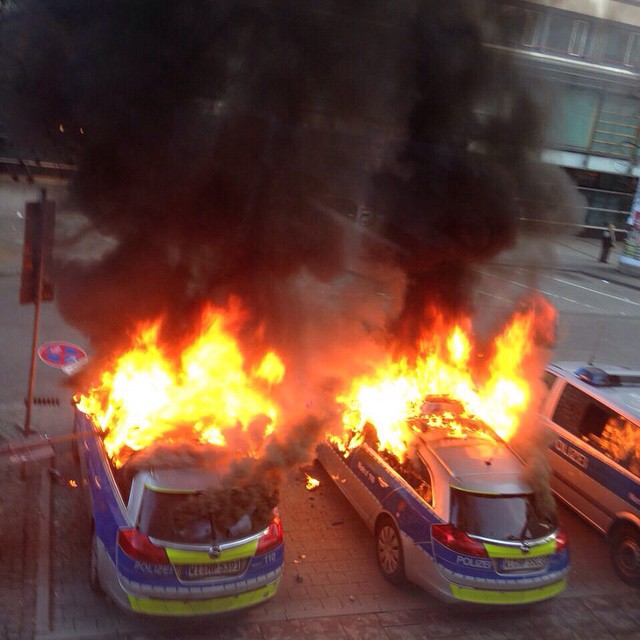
[38, 341, 87, 369]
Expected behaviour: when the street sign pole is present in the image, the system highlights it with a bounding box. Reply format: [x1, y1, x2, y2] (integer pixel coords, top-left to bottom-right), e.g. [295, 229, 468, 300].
[24, 188, 47, 436]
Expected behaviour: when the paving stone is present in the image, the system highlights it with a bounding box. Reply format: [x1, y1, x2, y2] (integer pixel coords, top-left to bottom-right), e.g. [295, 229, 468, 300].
[339, 614, 391, 640]
[259, 618, 306, 640]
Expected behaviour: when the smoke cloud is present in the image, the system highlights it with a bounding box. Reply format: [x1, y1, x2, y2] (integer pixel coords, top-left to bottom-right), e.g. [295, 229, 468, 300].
[1, 1, 577, 484]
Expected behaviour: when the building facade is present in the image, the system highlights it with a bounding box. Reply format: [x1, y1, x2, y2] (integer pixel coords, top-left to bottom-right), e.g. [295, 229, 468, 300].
[488, 0, 640, 237]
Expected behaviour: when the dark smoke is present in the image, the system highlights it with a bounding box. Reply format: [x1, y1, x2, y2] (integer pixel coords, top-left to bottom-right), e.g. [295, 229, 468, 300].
[1, 1, 578, 484]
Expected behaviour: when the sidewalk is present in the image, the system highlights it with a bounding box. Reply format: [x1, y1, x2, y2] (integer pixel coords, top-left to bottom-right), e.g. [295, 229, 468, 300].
[491, 233, 640, 292]
[548, 235, 640, 291]
[0, 409, 51, 640]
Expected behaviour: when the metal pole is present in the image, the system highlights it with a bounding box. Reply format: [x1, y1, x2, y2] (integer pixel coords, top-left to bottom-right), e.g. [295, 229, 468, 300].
[24, 188, 47, 436]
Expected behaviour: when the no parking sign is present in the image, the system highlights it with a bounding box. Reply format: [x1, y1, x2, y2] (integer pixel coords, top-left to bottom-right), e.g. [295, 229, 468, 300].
[37, 341, 88, 374]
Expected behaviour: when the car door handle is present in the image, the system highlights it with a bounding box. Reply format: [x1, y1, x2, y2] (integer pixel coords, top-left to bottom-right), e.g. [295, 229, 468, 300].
[378, 476, 388, 488]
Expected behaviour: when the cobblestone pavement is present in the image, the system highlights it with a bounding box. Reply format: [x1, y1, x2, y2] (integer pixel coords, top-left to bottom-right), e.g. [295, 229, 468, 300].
[0, 461, 40, 640]
[0, 403, 50, 640]
[33, 439, 639, 640]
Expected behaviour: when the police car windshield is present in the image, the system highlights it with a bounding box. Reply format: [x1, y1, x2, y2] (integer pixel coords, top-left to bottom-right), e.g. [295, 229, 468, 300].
[137, 489, 262, 544]
[450, 489, 557, 541]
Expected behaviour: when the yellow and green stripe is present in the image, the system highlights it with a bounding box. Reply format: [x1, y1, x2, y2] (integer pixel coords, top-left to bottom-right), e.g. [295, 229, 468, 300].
[450, 578, 567, 604]
[127, 578, 280, 616]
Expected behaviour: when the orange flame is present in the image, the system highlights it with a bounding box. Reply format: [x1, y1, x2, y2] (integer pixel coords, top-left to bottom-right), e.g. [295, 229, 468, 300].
[305, 473, 320, 490]
[76, 303, 285, 467]
[333, 297, 556, 460]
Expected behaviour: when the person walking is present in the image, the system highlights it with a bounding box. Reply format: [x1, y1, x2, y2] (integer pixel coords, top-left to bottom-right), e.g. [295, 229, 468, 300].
[599, 223, 616, 263]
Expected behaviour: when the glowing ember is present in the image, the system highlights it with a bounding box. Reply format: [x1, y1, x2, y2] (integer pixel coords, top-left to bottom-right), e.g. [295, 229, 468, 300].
[305, 473, 320, 491]
[333, 296, 556, 461]
[75, 302, 285, 468]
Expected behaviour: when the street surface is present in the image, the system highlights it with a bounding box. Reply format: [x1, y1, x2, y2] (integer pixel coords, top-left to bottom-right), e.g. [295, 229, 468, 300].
[1, 178, 640, 638]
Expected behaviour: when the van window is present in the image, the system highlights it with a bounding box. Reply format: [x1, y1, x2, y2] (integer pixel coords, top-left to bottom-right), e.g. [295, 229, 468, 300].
[553, 384, 640, 475]
[599, 418, 640, 476]
[552, 383, 616, 441]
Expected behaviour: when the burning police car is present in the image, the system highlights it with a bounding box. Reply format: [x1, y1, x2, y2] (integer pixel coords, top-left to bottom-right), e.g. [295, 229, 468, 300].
[316, 398, 569, 605]
[68, 305, 290, 615]
[74, 409, 284, 616]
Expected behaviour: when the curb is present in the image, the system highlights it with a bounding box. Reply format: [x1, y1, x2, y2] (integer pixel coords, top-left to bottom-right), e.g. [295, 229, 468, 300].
[35, 466, 52, 636]
[576, 269, 640, 292]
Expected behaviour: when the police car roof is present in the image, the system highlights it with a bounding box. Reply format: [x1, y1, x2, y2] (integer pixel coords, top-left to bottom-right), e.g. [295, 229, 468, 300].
[548, 361, 640, 418]
[420, 436, 531, 494]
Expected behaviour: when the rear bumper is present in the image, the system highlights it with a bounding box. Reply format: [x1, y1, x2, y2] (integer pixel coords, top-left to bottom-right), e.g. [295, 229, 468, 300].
[126, 576, 282, 616]
[404, 539, 568, 606]
[98, 539, 283, 616]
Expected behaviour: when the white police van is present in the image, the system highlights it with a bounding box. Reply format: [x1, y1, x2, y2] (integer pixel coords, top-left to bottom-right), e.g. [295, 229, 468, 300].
[539, 362, 640, 586]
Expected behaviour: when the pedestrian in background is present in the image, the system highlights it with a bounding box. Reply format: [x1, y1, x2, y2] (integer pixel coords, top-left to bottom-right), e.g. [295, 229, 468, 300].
[599, 223, 616, 263]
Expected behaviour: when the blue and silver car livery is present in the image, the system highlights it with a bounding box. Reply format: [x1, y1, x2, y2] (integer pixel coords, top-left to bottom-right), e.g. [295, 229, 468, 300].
[317, 414, 569, 605]
[74, 409, 284, 616]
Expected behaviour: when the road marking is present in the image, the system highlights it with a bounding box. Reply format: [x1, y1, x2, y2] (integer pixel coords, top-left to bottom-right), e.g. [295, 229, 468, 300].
[541, 274, 640, 307]
[477, 270, 604, 311]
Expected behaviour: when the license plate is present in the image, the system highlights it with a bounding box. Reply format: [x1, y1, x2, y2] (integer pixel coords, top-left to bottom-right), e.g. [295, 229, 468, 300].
[497, 556, 548, 573]
[178, 559, 249, 581]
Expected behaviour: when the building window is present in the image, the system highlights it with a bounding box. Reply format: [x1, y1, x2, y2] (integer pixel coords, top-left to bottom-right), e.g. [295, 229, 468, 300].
[521, 9, 542, 47]
[600, 26, 640, 67]
[495, 5, 542, 48]
[542, 14, 589, 57]
[565, 169, 636, 230]
[547, 86, 599, 151]
[625, 32, 640, 67]
[591, 94, 640, 158]
[569, 20, 589, 56]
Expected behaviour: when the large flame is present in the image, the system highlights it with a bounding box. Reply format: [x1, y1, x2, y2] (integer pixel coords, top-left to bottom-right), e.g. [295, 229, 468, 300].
[76, 291, 555, 473]
[333, 296, 556, 460]
[76, 302, 285, 468]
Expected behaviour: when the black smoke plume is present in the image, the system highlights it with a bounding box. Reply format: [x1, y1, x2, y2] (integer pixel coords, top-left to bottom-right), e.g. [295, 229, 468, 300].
[1, 1, 577, 481]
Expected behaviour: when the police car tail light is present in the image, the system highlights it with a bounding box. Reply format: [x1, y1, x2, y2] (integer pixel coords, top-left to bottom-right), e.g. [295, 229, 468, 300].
[255, 514, 283, 555]
[432, 524, 489, 557]
[555, 527, 569, 553]
[118, 528, 170, 564]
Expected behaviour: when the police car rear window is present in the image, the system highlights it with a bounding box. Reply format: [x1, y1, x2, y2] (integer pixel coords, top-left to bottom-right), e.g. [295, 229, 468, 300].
[137, 489, 261, 544]
[450, 489, 557, 542]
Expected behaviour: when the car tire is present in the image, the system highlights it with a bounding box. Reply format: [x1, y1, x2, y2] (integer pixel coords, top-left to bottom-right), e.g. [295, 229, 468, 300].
[375, 516, 405, 584]
[89, 527, 102, 593]
[610, 523, 640, 587]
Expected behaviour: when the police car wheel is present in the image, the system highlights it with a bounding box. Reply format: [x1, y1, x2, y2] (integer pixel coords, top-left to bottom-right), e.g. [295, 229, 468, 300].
[610, 524, 640, 587]
[376, 517, 405, 584]
[89, 529, 102, 593]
